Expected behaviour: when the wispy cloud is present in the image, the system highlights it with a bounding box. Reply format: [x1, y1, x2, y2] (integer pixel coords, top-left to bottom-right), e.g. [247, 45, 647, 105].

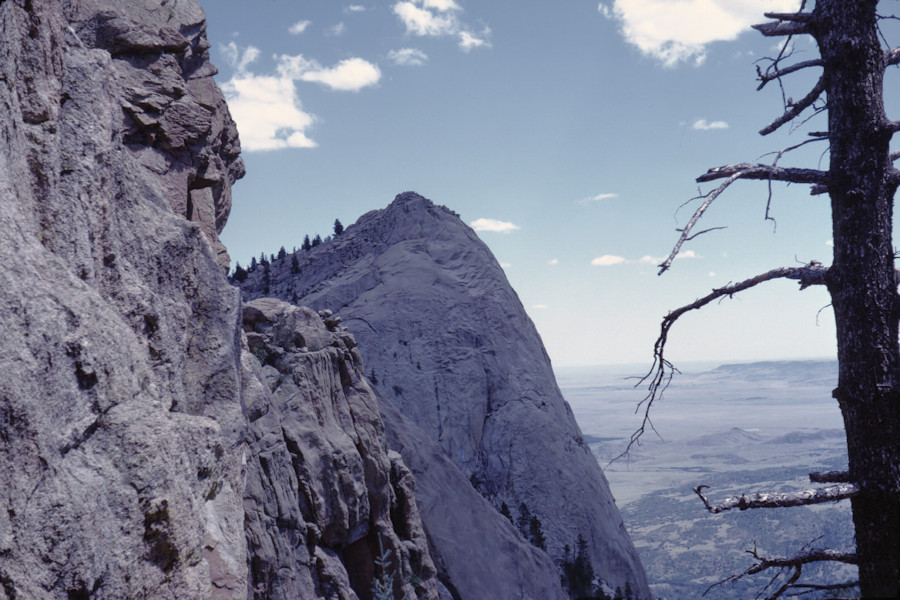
[388, 48, 429, 66]
[277, 54, 381, 92]
[345, 4, 367, 13]
[470, 218, 520, 233]
[548, 258, 559, 265]
[598, 0, 802, 67]
[326, 22, 347, 37]
[459, 28, 491, 51]
[288, 20, 311, 35]
[579, 192, 619, 205]
[393, 0, 490, 51]
[692, 119, 729, 131]
[394, 1, 457, 36]
[532, 304, 549, 310]
[219, 43, 380, 151]
[591, 255, 627, 266]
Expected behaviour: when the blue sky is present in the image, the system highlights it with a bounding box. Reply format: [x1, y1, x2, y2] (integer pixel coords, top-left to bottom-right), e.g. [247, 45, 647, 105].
[204, 0, 853, 367]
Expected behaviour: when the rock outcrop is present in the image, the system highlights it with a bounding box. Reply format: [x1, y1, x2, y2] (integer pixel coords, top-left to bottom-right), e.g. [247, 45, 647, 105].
[241, 298, 441, 600]
[240, 192, 651, 597]
[0, 2, 438, 599]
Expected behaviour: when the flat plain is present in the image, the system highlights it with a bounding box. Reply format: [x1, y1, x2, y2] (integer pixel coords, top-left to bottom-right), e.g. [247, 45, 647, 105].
[559, 360, 856, 599]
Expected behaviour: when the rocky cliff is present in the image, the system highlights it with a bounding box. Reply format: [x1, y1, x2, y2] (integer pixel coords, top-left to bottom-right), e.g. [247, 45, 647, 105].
[240, 192, 651, 598]
[0, 2, 438, 599]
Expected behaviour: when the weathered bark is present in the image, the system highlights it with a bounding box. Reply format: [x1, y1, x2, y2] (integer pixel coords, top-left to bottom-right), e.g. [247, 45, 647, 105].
[648, 2, 900, 595]
[813, 2, 900, 596]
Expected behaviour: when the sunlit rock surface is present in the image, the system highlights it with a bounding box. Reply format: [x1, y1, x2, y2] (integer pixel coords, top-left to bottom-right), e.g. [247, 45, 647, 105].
[240, 192, 651, 598]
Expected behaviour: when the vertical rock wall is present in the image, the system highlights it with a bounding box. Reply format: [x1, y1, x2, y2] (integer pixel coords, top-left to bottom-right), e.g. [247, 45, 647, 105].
[0, 0, 247, 597]
[241, 299, 440, 600]
[0, 2, 440, 599]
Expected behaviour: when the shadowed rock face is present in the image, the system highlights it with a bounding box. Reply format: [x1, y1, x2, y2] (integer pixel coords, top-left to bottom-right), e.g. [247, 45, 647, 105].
[0, 2, 439, 599]
[240, 192, 651, 598]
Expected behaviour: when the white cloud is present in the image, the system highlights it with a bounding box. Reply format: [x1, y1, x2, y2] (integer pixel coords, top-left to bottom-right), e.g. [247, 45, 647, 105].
[709, 271, 717, 277]
[826, 239, 834, 247]
[345, 4, 367, 12]
[327, 22, 347, 37]
[601, 0, 802, 67]
[219, 44, 380, 151]
[289, 20, 311, 35]
[591, 255, 627, 266]
[221, 75, 317, 151]
[532, 304, 549, 310]
[423, 0, 461, 10]
[277, 54, 381, 92]
[459, 29, 490, 52]
[393, 0, 489, 51]
[388, 48, 429, 66]
[470, 218, 520, 233]
[693, 119, 729, 130]
[500, 261, 512, 268]
[548, 258, 559, 265]
[221, 42, 260, 75]
[394, 1, 457, 36]
[579, 192, 619, 205]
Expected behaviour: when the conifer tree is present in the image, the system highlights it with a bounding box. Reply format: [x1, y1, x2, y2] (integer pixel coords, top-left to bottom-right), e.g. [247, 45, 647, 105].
[528, 515, 546, 550]
[302, 234, 311, 251]
[231, 262, 248, 283]
[333, 218, 344, 236]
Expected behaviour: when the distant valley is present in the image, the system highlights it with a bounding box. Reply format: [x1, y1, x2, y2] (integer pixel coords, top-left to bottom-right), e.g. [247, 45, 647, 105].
[560, 360, 855, 599]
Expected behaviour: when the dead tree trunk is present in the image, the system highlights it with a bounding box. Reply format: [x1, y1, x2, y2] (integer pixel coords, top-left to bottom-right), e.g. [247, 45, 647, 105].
[642, 1, 900, 595]
[817, 2, 900, 595]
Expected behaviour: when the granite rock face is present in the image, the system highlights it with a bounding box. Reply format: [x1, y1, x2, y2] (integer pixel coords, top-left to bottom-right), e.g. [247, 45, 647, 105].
[0, 0, 246, 597]
[240, 192, 651, 597]
[0, 2, 438, 599]
[241, 298, 441, 600]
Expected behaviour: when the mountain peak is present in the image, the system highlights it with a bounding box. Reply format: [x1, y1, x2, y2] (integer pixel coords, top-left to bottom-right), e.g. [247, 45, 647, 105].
[239, 193, 650, 598]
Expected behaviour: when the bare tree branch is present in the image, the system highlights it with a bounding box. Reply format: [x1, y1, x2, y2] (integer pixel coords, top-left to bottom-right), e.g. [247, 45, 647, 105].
[760, 76, 827, 135]
[705, 544, 858, 600]
[657, 173, 742, 274]
[764, 11, 815, 24]
[886, 46, 900, 67]
[696, 163, 827, 185]
[788, 581, 860, 593]
[809, 470, 852, 483]
[753, 21, 811, 37]
[613, 264, 830, 460]
[693, 483, 858, 514]
[769, 564, 803, 600]
[757, 58, 823, 90]
[745, 548, 858, 572]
